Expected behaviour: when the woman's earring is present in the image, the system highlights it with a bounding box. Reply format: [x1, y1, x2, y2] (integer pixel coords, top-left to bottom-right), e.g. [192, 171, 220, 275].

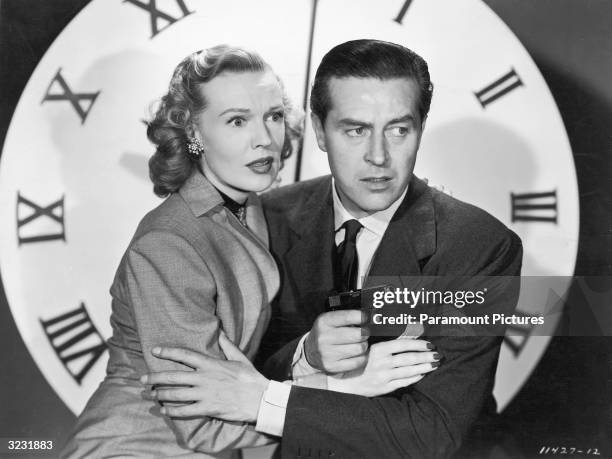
[187, 138, 205, 158]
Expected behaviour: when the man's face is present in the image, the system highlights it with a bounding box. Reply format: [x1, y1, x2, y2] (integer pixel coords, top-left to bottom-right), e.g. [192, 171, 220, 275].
[312, 77, 425, 218]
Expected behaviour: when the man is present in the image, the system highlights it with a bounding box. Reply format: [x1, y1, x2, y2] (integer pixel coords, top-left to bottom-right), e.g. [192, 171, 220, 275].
[145, 39, 522, 458]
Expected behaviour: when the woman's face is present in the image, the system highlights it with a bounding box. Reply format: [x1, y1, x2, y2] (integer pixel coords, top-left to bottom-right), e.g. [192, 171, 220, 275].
[193, 70, 285, 202]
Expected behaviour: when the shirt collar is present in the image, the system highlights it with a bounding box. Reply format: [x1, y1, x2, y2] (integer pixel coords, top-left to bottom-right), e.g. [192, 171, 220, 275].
[332, 178, 408, 237]
[179, 171, 224, 217]
[216, 187, 246, 216]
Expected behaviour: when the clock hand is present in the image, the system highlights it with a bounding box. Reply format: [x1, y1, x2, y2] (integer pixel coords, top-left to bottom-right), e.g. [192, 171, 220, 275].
[294, 0, 319, 182]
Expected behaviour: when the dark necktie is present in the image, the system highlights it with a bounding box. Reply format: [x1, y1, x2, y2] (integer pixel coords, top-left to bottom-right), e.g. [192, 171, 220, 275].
[335, 219, 363, 292]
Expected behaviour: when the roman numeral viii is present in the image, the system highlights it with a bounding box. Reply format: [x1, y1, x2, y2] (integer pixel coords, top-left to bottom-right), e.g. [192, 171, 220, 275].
[40, 303, 107, 385]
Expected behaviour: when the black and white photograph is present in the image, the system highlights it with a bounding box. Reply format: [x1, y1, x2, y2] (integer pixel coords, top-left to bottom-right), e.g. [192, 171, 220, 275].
[1, 1, 610, 458]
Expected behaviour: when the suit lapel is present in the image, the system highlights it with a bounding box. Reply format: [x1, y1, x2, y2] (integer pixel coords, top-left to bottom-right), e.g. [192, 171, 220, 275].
[284, 178, 336, 321]
[280, 176, 436, 320]
[245, 192, 270, 249]
[366, 177, 436, 285]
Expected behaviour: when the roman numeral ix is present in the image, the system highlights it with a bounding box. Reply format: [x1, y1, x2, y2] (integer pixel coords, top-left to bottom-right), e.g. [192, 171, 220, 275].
[16, 193, 66, 245]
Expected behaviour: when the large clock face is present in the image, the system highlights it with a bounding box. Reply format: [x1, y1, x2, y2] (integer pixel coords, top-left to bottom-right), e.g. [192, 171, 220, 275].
[0, 0, 578, 415]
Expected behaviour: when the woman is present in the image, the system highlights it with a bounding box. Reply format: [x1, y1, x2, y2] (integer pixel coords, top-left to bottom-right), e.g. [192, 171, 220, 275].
[62, 45, 433, 459]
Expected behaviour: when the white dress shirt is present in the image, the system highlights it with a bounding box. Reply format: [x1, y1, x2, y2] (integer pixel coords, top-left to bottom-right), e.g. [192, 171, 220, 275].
[255, 180, 408, 437]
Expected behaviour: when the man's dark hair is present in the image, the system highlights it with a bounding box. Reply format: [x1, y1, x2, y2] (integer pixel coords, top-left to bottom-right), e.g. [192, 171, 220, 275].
[310, 39, 433, 125]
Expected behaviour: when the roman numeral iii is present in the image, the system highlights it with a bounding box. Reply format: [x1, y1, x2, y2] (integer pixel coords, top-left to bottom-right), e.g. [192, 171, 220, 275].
[40, 303, 107, 385]
[511, 190, 558, 224]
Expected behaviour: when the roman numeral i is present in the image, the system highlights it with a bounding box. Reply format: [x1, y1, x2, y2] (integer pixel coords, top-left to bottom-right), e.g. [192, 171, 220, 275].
[393, 0, 413, 24]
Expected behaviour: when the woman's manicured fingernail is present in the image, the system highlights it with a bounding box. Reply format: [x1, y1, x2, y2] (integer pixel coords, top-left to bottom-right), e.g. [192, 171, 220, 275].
[431, 361, 440, 369]
[152, 347, 161, 355]
[426, 342, 435, 350]
[433, 352, 441, 361]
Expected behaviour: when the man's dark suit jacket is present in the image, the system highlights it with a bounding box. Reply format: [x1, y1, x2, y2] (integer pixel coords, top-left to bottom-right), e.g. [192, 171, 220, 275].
[257, 175, 522, 459]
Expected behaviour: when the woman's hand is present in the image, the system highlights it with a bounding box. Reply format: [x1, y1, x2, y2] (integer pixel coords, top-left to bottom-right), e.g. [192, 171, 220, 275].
[327, 338, 440, 397]
[140, 333, 269, 422]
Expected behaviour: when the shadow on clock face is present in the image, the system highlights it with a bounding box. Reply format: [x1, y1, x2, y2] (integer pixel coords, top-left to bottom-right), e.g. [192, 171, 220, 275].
[418, 117, 556, 276]
[43, 49, 168, 338]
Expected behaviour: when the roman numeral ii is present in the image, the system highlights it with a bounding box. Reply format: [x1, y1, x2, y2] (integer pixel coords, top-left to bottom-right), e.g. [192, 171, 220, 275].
[475, 68, 524, 108]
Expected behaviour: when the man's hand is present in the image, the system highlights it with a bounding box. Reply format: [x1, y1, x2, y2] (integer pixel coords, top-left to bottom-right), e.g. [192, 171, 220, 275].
[328, 337, 439, 397]
[304, 309, 369, 373]
[140, 333, 269, 423]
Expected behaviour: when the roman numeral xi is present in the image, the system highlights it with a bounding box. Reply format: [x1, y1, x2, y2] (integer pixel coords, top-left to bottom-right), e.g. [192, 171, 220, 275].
[40, 303, 107, 385]
[124, 0, 193, 38]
